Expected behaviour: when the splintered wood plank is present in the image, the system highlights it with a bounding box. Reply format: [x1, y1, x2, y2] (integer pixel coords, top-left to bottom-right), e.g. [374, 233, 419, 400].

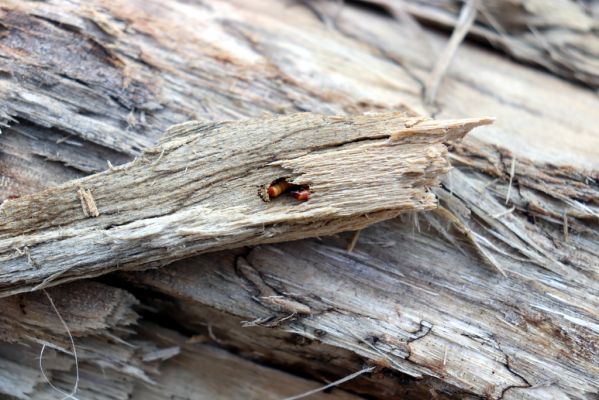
[0, 112, 491, 297]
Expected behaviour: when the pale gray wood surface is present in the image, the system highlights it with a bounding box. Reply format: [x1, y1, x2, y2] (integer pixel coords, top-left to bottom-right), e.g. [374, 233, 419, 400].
[131, 324, 363, 400]
[0, 281, 363, 399]
[367, 0, 599, 88]
[0, 113, 489, 297]
[124, 162, 598, 400]
[0, 0, 597, 399]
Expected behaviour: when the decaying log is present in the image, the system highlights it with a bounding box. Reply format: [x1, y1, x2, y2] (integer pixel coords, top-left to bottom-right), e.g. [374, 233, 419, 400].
[120, 134, 599, 400]
[1, 0, 597, 203]
[0, 281, 150, 399]
[0, 0, 597, 399]
[0, 113, 490, 297]
[1, 0, 598, 199]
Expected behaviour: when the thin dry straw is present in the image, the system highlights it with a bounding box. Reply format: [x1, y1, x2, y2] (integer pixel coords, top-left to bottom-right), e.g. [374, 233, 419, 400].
[425, 0, 478, 105]
[282, 366, 375, 400]
[346, 230, 361, 252]
[505, 157, 516, 205]
[39, 289, 80, 400]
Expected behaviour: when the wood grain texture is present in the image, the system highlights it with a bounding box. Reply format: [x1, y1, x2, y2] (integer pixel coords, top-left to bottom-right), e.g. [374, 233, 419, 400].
[1, 0, 598, 200]
[0, 0, 597, 399]
[0, 282, 364, 400]
[363, 0, 599, 88]
[131, 324, 364, 400]
[312, 0, 599, 171]
[125, 191, 599, 399]
[0, 113, 489, 298]
[0, 281, 152, 399]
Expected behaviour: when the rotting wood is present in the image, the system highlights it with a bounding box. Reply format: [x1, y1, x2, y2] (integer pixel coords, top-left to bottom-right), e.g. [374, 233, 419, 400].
[0, 0, 597, 399]
[123, 158, 599, 399]
[131, 323, 364, 400]
[0, 112, 491, 298]
[1, 0, 597, 203]
[117, 135, 598, 400]
[0, 281, 155, 399]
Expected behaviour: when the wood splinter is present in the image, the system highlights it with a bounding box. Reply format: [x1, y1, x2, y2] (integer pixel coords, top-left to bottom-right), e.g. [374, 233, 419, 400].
[77, 187, 99, 218]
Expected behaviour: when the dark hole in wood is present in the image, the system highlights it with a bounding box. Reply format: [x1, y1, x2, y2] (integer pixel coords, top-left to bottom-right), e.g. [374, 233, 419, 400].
[262, 178, 310, 202]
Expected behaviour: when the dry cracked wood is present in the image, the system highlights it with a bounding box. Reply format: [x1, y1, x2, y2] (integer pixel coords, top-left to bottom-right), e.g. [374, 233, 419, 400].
[0, 281, 150, 399]
[0, 113, 490, 297]
[0, 281, 364, 399]
[1, 0, 598, 200]
[124, 162, 599, 399]
[0, 0, 598, 399]
[131, 323, 364, 400]
[119, 141, 599, 400]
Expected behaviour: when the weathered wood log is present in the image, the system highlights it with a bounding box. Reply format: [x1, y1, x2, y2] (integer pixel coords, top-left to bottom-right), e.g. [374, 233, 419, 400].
[1, 0, 597, 199]
[0, 113, 490, 298]
[123, 156, 599, 400]
[0, 0, 597, 399]
[131, 323, 363, 400]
